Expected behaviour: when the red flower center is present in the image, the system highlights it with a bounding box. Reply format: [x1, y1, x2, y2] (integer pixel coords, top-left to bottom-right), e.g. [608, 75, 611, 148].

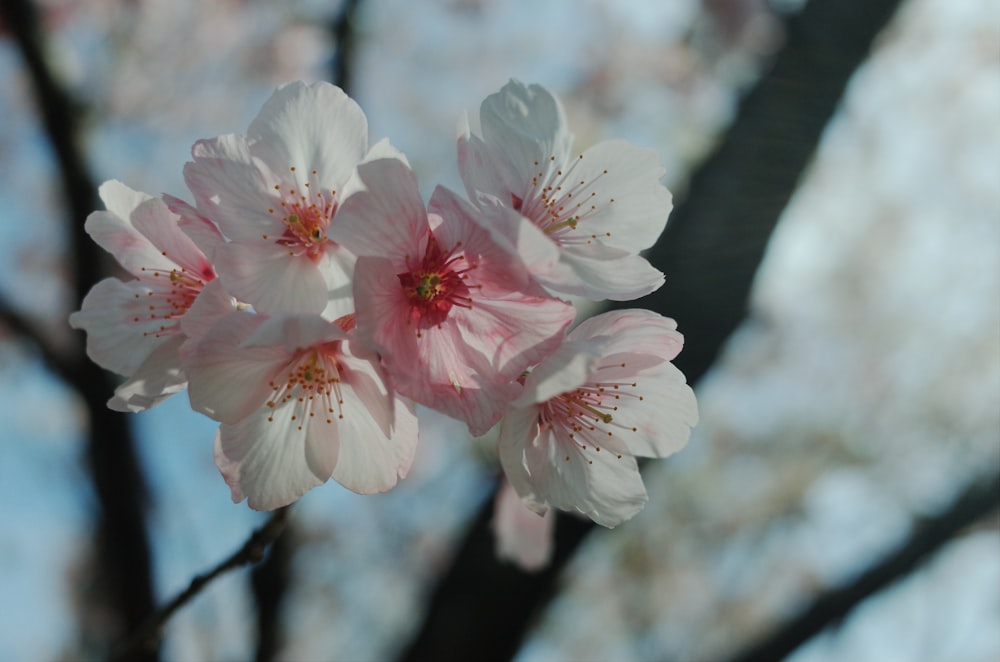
[398, 235, 477, 330]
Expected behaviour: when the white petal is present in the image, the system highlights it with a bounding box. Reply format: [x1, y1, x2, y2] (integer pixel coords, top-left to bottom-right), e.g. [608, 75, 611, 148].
[570, 309, 684, 362]
[479, 80, 573, 180]
[98, 180, 153, 224]
[108, 335, 187, 412]
[501, 406, 649, 528]
[609, 361, 698, 459]
[556, 250, 664, 301]
[497, 405, 549, 516]
[184, 134, 282, 242]
[515, 340, 598, 406]
[573, 139, 672, 252]
[529, 425, 648, 528]
[213, 240, 329, 315]
[214, 405, 329, 510]
[330, 389, 418, 494]
[247, 81, 368, 191]
[69, 278, 169, 377]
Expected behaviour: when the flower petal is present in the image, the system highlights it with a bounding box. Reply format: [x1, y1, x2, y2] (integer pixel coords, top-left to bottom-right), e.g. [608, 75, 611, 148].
[69, 277, 168, 377]
[213, 240, 329, 315]
[331, 158, 427, 261]
[184, 312, 288, 424]
[108, 335, 187, 412]
[247, 81, 368, 191]
[569, 139, 672, 252]
[570, 309, 684, 362]
[184, 133, 282, 242]
[214, 405, 330, 510]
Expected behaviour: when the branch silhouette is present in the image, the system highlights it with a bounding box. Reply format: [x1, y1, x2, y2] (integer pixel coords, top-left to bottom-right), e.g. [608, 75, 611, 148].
[723, 469, 1000, 662]
[0, 0, 157, 658]
[111, 507, 291, 662]
[399, 0, 906, 660]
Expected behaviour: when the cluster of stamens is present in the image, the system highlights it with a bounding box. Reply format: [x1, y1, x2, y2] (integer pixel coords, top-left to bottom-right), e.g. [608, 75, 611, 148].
[398, 236, 479, 332]
[516, 153, 616, 246]
[264, 166, 337, 260]
[540, 361, 645, 465]
[133, 259, 209, 338]
[265, 348, 344, 431]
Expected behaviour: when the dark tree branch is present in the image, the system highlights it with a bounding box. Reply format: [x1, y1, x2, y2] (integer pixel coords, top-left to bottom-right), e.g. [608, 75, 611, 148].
[723, 469, 1000, 662]
[330, 0, 363, 95]
[399, 1, 905, 660]
[111, 508, 291, 662]
[0, 0, 157, 657]
[251, 518, 295, 662]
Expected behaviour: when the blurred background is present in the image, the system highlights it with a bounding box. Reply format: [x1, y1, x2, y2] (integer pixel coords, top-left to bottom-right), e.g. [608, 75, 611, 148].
[0, 0, 997, 660]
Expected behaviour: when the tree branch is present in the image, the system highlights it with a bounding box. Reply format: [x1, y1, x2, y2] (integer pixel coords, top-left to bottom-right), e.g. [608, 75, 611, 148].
[398, 1, 905, 660]
[0, 0, 157, 656]
[110, 507, 291, 662]
[723, 468, 1000, 662]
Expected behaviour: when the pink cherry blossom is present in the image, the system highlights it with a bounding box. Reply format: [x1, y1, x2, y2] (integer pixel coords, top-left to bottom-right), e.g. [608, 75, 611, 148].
[332, 158, 576, 436]
[184, 312, 418, 509]
[68, 180, 228, 412]
[181, 81, 399, 318]
[458, 80, 671, 301]
[497, 309, 698, 528]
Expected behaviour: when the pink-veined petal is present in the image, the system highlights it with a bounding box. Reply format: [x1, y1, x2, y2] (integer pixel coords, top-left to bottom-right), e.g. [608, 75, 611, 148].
[184, 312, 289, 424]
[85, 206, 176, 279]
[164, 193, 228, 261]
[179, 279, 239, 341]
[130, 198, 214, 278]
[331, 158, 427, 261]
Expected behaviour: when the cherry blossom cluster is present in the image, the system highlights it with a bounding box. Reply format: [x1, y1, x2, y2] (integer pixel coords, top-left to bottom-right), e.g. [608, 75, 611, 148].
[70, 80, 698, 542]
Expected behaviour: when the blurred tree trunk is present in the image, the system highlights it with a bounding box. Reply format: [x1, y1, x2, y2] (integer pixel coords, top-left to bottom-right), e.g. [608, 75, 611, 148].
[398, 0, 905, 660]
[0, 0, 157, 658]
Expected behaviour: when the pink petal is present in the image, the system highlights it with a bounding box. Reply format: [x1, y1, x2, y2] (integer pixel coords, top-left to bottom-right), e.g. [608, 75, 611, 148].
[184, 312, 288, 424]
[212, 240, 330, 315]
[330, 158, 427, 261]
